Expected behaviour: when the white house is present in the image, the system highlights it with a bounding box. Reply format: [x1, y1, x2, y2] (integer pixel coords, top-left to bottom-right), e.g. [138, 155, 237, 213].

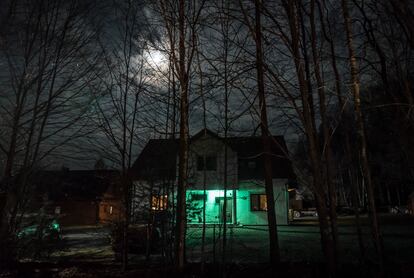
[130, 129, 295, 226]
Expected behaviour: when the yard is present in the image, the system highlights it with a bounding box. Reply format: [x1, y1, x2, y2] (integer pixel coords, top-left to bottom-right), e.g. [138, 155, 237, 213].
[47, 215, 414, 265]
[185, 215, 414, 265]
[3, 215, 413, 277]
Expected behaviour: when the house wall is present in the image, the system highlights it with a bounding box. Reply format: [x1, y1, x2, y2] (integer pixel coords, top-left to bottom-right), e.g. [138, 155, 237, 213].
[132, 179, 288, 226]
[131, 180, 174, 223]
[188, 133, 238, 190]
[131, 133, 290, 225]
[236, 179, 288, 225]
[98, 198, 123, 223]
[57, 200, 99, 226]
[186, 190, 234, 224]
[186, 179, 289, 225]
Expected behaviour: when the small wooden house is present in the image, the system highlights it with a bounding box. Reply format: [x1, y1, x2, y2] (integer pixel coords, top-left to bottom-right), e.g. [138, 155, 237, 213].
[35, 169, 120, 226]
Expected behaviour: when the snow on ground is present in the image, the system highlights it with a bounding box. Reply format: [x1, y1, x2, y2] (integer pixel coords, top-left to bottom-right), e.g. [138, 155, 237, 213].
[52, 215, 414, 265]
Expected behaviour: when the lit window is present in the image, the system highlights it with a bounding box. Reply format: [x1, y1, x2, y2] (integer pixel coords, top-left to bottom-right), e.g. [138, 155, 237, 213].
[109, 206, 113, 214]
[197, 155, 217, 171]
[250, 194, 267, 211]
[152, 195, 168, 210]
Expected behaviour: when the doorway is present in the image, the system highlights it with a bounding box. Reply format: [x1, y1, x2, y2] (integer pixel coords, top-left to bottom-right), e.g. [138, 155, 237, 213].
[217, 197, 232, 223]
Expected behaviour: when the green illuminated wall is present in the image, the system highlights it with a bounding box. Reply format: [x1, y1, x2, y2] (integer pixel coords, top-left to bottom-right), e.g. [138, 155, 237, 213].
[186, 180, 288, 225]
[186, 189, 267, 224]
[186, 189, 233, 223]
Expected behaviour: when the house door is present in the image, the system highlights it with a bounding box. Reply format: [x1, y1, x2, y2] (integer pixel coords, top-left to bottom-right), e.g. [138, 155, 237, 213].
[218, 198, 232, 223]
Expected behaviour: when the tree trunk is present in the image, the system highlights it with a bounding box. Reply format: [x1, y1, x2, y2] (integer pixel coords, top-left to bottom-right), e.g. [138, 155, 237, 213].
[309, 0, 339, 263]
[341, 0, 385, 274]
[254, 0, 280, 265]
[284, 0, 336, 275]
[317, 0, 367, 259]
[196, 47, 207, 274]
[221, 1, 230, 268]
[174, 0, 189, 270]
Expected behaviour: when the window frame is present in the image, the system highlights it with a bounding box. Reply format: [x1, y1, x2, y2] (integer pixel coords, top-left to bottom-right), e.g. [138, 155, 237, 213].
[250, 193, 267, 211]
[151, 194, 168, 211]
[205, 155, 217, 171]
[247, 161, 256, 169]
[189, 192, 207, 201]
[197, 155, 204, 171]
[196, 155, 217, 171]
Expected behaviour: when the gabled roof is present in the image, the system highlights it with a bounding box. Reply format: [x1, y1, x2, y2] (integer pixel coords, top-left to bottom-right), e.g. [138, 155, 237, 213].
[227, 136, 287, 158]
[130, 138, 179, 180]
[130, 129, 295, 180]
[228, 136, 294, 179]
[33, 170, 119, 201]
[190, 128, 222, 142]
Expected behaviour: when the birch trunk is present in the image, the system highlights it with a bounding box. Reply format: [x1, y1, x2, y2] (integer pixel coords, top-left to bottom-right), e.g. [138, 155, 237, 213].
[254, 0, 280, 265]
[174, 0, 189, 270]
[341, 0, 384, 274]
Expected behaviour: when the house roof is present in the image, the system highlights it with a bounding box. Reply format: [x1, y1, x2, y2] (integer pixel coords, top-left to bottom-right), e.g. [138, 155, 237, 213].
[33, 169, 119, 202]
[130, 129, 295, 180]
[129, 138, 179, 180]
[190, 128, 222, 142]
[227, 136, 294, 180]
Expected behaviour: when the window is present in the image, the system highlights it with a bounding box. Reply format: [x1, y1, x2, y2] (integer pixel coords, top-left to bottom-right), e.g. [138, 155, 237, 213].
[54, 206, 61, 214]
[250, 194, 267, 211]
[197, 156, 204, 171]
[151, 195, 168, 210]
[247, 161, 256, 169]
[197, 155, 217, 171]
[189, 193, 206, 201]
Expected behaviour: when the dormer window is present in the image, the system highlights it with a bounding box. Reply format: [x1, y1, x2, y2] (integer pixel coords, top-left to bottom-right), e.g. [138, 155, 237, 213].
[248, 161, 256, 169]
[197, 155, 217, 171]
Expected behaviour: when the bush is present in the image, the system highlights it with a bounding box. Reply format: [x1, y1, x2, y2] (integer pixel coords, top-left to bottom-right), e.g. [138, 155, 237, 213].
[15, 216, 65, 259]
[110, 222, 161, 260]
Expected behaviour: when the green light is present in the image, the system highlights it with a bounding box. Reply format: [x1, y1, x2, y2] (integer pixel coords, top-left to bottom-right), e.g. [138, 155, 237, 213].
[52, 222, 60, 230]
[207, 190, 232, 200]
[187, 189, 232, 202]
[186, 189, 235, 224]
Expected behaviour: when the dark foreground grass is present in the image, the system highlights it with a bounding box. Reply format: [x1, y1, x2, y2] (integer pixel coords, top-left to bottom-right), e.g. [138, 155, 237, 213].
[1, 261, 414, 278]
[2, 215, 412, 277]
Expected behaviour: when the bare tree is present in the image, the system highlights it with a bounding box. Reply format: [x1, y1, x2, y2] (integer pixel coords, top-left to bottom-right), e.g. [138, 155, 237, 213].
[341, 0, 385, 274]
[389, 0, 414, 48]
[253, 0, 281, 265]
[0, 0, 101, 263]
[256, 0, 339, 274]
[238, 0, 281, 265]
[157, 0, 205, 270]
[90, 0, 155, 270]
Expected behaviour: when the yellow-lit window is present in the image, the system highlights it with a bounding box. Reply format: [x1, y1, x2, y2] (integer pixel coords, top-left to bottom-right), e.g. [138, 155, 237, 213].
[250, 194, 267, 211]
[151, 195, 168, 210]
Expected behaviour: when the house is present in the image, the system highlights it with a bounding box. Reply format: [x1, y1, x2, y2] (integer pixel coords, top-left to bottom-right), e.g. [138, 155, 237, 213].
[98, 179, 124, 223]
[34, 169, 121, 226]
[408, 192, 414, 215]
[130, 129, 295, 225]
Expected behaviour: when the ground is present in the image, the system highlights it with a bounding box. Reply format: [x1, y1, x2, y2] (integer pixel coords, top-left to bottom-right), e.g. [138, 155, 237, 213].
[51, 215, 414, 265]
[2, 214, 414, 277]
[186, 215, 414, 264]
